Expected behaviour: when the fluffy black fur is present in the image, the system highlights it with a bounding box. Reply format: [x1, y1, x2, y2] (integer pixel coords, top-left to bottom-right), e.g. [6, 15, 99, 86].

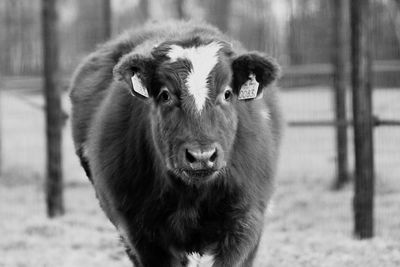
[69, 21, 282, 267]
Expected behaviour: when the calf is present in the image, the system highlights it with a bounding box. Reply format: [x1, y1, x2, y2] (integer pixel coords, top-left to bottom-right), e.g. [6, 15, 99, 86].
[69, 21, 282, 267]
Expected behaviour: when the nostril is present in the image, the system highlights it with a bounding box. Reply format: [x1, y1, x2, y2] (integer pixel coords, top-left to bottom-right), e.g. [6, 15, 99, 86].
[209, 149, 217, 163]
[185, 149, 196, 163]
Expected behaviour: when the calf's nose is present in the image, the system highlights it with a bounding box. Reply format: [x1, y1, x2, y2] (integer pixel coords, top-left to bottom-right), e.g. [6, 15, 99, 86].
[180, 143, 223, 170]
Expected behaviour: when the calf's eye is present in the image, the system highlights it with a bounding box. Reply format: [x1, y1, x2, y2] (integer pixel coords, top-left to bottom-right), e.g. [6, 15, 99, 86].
[158, 88, 171, 103]
[224, 87, 233, 101]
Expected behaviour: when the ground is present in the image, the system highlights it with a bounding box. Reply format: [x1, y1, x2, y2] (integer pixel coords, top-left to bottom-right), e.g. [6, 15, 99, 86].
[0, 85, 399, 267]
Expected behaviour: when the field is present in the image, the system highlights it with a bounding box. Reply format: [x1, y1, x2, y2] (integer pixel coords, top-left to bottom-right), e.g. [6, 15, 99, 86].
[0, 85, 399, 267]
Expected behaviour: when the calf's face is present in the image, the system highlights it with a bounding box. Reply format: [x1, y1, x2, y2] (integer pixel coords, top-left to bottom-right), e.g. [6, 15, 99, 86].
[114, 39, 279, 184]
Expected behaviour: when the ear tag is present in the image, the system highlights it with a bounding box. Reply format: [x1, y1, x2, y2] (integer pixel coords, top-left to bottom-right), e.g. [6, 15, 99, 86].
[131, 75, 149, 98]
[238, 73, 259, 100]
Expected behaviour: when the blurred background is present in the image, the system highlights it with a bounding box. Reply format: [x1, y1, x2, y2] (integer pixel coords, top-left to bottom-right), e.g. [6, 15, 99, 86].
[0, 0, 399, 266]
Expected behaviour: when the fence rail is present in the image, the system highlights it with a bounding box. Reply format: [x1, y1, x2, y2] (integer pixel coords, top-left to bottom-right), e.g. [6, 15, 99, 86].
[288, 117, 400, 127]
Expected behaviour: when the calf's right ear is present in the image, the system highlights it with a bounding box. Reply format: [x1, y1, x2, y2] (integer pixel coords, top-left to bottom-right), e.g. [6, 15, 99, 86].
[113, 54, 156, 99]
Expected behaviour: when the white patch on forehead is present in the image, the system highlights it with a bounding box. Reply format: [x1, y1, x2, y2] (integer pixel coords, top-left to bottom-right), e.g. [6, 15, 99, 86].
[187, 253, 215, 267]
[167, 42, 222, 112]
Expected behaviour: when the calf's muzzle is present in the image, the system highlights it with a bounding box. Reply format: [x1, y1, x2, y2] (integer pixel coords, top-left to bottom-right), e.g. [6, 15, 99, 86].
[178, 142, 225, 174]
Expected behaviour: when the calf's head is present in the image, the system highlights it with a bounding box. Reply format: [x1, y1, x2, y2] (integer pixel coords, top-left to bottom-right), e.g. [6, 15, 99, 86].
[114, 38, 279, 184]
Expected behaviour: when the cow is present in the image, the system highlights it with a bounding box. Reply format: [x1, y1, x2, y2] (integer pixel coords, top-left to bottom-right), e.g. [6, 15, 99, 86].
[69, 21, 282, 267]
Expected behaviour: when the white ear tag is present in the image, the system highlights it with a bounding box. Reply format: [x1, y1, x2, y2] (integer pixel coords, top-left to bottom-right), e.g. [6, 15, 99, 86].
[131, 75, 149, 98]
[238, 73, 259, 100]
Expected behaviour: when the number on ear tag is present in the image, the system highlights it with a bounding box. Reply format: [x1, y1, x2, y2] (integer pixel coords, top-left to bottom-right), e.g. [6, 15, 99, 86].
[131, 75, 149, 98]
[238, 73, 259, 100]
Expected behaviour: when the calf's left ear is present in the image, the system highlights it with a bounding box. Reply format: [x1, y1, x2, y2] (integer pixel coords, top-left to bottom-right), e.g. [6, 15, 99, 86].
[113, 53, 156, 100]
[231, 52, 280, 100]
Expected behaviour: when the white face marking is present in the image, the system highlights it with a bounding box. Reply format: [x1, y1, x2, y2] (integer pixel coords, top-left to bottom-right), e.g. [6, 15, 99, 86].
[187, 253, 201, 267]
[167, 42, 222, 113]
[187, 253, 215, 267]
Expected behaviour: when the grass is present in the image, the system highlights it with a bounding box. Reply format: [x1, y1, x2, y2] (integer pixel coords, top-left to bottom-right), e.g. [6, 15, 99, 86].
[0, 86, 399, 266]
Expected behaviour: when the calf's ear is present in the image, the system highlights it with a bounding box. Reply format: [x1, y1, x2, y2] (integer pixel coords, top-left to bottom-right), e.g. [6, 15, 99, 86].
[113, 53, 156, 100]
[231, 52, 280, 100]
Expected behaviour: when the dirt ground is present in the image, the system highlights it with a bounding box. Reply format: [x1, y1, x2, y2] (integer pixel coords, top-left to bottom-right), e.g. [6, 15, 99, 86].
[0, 86, 399, 267]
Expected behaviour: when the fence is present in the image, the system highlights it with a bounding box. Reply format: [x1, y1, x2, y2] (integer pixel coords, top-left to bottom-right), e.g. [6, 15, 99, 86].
[1, 0, 399, 77]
